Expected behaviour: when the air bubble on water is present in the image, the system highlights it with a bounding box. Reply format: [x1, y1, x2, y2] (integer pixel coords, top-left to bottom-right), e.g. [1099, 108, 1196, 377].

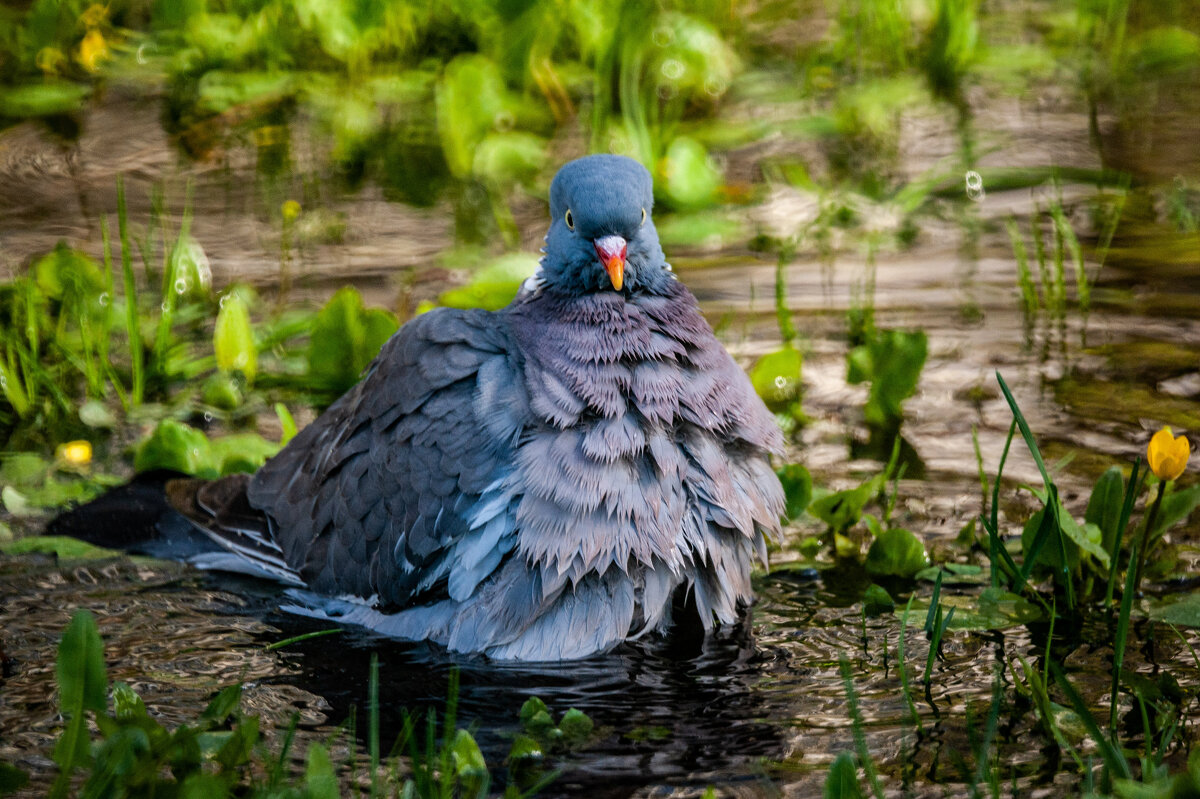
[965, 170, 985, 202]
[174, 278, 188, 294]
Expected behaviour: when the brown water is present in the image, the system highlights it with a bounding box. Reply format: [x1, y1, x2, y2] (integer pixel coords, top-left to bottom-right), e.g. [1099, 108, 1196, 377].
[3, 78, 1200, 797]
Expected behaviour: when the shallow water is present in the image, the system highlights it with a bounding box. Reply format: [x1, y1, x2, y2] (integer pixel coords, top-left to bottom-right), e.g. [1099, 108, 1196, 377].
[5, 43, 1200, 799]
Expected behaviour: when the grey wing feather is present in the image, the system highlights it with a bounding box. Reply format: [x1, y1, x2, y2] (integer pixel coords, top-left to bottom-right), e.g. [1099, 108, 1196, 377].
[245, 307, 528, 608]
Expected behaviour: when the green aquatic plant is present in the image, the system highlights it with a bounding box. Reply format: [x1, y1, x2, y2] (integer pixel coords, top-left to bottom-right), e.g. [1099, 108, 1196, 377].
[846, 327, 928, 431]
[37, 609, 568, 798]
[983, 373, 1200, 613]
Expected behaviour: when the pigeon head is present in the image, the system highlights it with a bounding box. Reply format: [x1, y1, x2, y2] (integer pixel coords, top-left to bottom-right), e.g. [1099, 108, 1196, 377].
[540, 154, 672, 296]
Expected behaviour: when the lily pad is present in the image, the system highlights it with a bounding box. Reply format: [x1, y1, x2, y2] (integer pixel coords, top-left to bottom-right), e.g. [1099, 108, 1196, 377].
[865, 528, 929, 578]
[1148, 593, 1200, 627]
[900, 587, 1043, 631]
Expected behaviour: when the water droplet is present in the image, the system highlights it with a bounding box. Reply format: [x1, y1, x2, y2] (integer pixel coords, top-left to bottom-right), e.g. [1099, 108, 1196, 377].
[136, 43, 149, 65]
[203, 412, 213, 422]
[174, 278, 187, 294]
[774, 376, 789, 389]
[661, 59, 685, 81]
[191, 448, 201, 458]
[161, 301, 170, 312]
[219, 294, 229, 308]
[965, 170, 985, 202]
[0, 375, 6, 389]
[98, 292, 110, 306]
[704, 78, 727, 97]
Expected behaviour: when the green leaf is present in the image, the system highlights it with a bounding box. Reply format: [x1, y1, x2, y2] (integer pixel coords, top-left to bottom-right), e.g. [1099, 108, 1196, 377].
[519, 697, 549, 727]
[53, 611, 108, 778]
[865, 528, 929, 578]
[134, 421, 217, 478]
[473, 132, 547, 188]
[506, 734, 544, 763]
[208, 433, 280, 476]
[862, 584, 895, 615]
[809, 475, 884, 532]
[847, 330, 927, 427]
[307, 287, 398, 395]
[1148, 593, 1200, 627]
[824, 752, 865, 799]
[900, 587, 1043, 631]
[34, 243, 105, 304]
[450, 729, 489, 794]
[200, 685, 242, 727]
[559, 708, 594, 745]
[275, 403, 298, 446]
[214, 293, 256, 383]
[168, 235, 212, 300]
[436, 55, 510, 179]
[750, 347, 802, 412]
[304, 744, 339, 799]
[777, 463, 813, 521]
[439, 253, 536, 311]
[79, 400, 117, 429]
[0, 83, 91, 118]
[1085, 466, 1126, 557]
[1149, 484, 1200, 540]
[0, 536, 119, 559]
[660, 136, 722, 210]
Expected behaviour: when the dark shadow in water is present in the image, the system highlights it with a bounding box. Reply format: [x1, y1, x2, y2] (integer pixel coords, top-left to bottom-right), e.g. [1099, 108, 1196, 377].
[256, 605, 790, 797]
[849, 426, 927, 479]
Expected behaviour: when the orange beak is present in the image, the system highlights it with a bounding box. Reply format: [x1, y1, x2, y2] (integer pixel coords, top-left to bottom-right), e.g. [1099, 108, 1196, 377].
[594, 235, 627, 291]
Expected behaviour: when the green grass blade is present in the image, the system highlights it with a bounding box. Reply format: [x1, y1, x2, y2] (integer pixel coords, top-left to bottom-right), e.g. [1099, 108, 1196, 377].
[839, 658, 886, 799]
[995, 371, 1051, 490]
[117, 176, 143, 406]
[1109, 541, 1138, 736]
[1104, 460, 1142, 607]
[1050, 661, 1131, 781]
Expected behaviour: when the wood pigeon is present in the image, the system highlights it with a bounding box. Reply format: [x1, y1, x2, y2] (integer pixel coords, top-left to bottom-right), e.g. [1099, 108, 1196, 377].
[161, 154, 786, 660]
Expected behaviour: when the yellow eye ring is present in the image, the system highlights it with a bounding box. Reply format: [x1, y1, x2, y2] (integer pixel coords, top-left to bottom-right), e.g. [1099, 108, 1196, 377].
[565, 209, 574, 230]
[640, 208, 647, 226]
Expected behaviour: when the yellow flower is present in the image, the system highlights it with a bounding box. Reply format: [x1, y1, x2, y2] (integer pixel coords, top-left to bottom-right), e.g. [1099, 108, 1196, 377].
[281, 200, 301, 222]
[77, 29, 109, 73]
[57, 440, 93, 467]
[1148, 427, 1190, 481]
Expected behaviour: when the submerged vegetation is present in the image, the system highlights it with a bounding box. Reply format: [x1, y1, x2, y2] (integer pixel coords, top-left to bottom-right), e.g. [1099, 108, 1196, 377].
[3, 0, 1200, 796]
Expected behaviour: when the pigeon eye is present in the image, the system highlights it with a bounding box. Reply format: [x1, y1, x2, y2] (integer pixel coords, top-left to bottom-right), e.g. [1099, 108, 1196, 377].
[565, 209, 575, 231]
[640, 208, 647, 226]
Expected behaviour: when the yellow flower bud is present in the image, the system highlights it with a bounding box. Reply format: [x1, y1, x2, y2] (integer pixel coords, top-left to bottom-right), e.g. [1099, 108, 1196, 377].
[1147, 427, 1190, 482]
[77, 29, 109, 73]
[281, 200, 301, 222]
[57, 440, 93, 467]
